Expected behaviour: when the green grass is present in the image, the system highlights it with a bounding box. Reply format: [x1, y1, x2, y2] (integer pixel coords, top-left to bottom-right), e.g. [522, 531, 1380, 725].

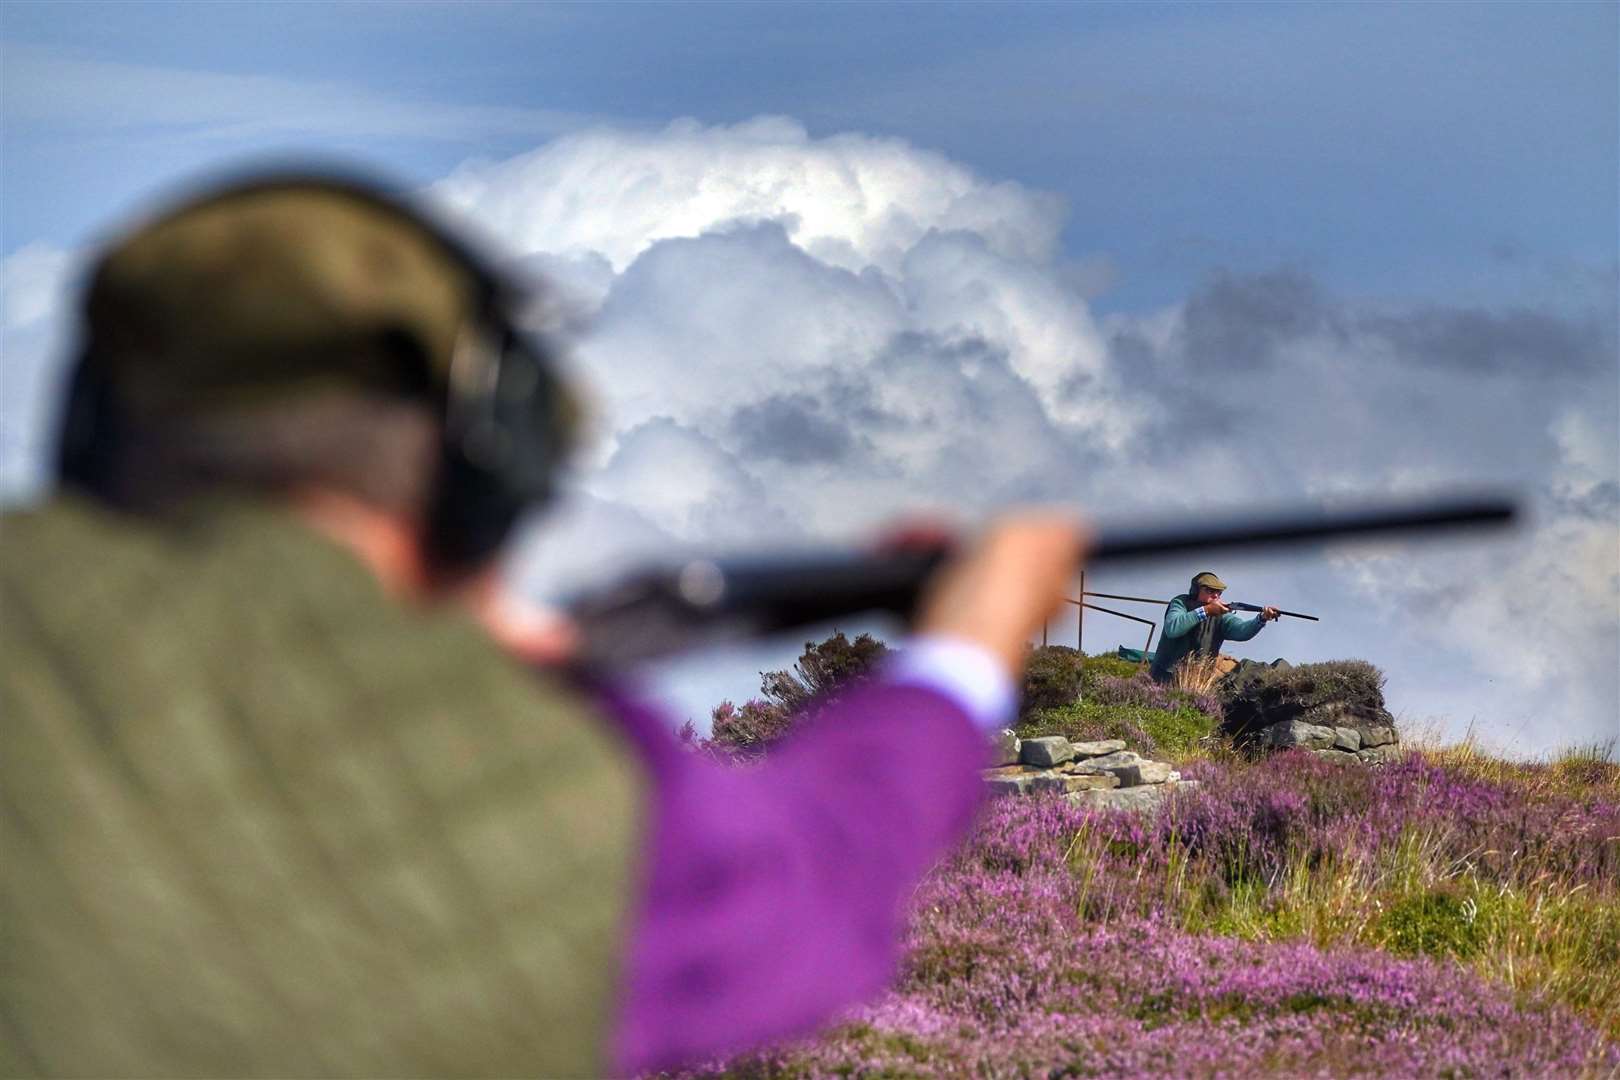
[1062, 808, 1620, 1046]
[1079, 653, 1144, 688]
[1017, 700, 1217, 760]
[1376, 887, 1485, 959]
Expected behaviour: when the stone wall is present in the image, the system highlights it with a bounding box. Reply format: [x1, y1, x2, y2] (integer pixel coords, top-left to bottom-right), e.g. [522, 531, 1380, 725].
[1255, 714, 1402, 765]
[983, 733, 1196, 813]
[1219, 659, 1404, 765]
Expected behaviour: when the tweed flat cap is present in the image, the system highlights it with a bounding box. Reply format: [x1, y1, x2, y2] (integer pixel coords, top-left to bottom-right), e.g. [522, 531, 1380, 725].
[83, 182, 479, 415]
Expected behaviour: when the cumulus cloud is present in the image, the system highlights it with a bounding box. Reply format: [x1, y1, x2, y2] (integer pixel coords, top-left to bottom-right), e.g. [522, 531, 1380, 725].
[1, 116, 1612, 752]
[1358, 306, 1611, 377]
[433, 116, 1066, 275]
[425, 118, 1616, 750]
[730, 393, 856, 465]
[1097, 262, 1615, 749]
[432, 118, 1138, 553]
[1311, 393, 1619, 750]
[1, 243, 79, 501]
[1328, 494, 1617, 749]
[1177, 268, 1335, 372]
[591, 416, 795, 544]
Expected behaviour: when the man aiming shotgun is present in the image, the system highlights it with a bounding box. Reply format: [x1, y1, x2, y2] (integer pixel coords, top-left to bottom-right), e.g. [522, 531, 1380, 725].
[1149, 571, 1280, 684]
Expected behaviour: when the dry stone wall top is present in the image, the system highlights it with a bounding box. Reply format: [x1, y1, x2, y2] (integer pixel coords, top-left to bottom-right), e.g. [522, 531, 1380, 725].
[1220, 659, 1403, 766]
[986, 732, 1194, 813]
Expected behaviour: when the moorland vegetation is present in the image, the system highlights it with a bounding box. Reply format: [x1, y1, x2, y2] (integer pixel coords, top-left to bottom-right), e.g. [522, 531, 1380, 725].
[673, 639, 1619, 1078]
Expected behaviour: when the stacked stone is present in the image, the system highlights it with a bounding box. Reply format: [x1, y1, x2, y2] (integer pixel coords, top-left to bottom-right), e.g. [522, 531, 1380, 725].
[1258, 714, 1401, 764]
[1219, 660, 1404, 766]
[982, 734, 1197, 812]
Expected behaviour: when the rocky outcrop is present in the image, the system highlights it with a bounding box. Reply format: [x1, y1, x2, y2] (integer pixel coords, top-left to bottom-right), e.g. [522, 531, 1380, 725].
[1219, 659, 1402, 766]
[985, 732, 1195, 813]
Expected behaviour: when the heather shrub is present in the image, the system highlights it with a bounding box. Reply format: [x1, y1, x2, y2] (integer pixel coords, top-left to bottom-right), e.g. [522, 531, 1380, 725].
[1019, 700, 1145, 746]
[698, 630, 887, 760]
[667, 744, 1620, 1078]
[703, 699, 795, 760]
[1552, 741, 1620, 786]
[1086, 669, 1222, 722]
[1414, 737, 1620, 808]
[1017, 650, 1220, 756]
[1020, 647, 1152, 714]
[1229, 658, 1387, 707]
[1219, 658, 1392, 743]
[758, 630, 888, 715]
[1219, 657, 1386, 713]
[678, 640, 1620, 1075]
[1170, 751, 1620, 895]
[1021, 645, 1084, 711]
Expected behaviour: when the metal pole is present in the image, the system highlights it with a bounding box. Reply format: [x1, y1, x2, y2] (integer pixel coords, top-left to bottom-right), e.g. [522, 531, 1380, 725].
[1076, 571, 1085, 703]
[1080, 602, 1155, 628]
[1077, 570, 1085, 656]
[1084, 591, 1170, 606]
[1061, 594, 1162, 674]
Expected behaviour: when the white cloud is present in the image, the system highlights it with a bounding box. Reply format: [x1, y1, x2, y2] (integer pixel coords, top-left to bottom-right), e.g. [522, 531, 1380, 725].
[1, 116, 1612, 752]
[435, 120, 1620, 751]
[1550, 408, 1618, 502]
[1324, 406, 1619, 751]
[1, 244, 75, 335]
[430, 119, 1138, 552]
[575, 222, 902, 445]
[0, 244, 80, 502]
[432, 116, 1066, 275]
[592, 417, 794, 544]
[898, 231, 1125, 440]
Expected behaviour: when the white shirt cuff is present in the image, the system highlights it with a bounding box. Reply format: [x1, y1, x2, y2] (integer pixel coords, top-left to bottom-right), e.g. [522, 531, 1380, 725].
[884, 634, 1017, 733]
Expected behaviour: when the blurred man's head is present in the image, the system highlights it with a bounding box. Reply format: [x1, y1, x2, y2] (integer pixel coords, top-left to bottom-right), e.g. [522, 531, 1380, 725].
[58, 173, 580, 573]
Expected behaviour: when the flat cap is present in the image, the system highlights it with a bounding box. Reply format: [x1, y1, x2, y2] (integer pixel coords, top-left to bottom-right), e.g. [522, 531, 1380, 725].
[83, 181, 480, 415]
[1190, 571, 1227, 592]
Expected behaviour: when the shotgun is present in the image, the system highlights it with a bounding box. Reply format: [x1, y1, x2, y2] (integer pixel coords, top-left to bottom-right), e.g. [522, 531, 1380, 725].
[1225, 601, 1318, 622]
[567, 494, 1515, 669]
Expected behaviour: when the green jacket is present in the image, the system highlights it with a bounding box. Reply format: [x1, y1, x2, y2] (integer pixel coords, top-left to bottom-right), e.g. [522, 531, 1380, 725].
[1149, 593, 1266, 683]
[1, 496, 643, 1078]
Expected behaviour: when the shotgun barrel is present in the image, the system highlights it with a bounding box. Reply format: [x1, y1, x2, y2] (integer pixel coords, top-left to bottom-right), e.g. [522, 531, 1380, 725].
[1226, 601, 1319, 622]
[568, 494, 1515, 668]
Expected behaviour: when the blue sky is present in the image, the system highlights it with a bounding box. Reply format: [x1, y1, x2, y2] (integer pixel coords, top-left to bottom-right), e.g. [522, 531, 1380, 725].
[6, 3, 1613, 309]
[3, 1, 1616, 753]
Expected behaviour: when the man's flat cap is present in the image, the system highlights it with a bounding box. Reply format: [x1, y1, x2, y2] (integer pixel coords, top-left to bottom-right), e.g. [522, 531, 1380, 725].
[84, 181, 480, 415]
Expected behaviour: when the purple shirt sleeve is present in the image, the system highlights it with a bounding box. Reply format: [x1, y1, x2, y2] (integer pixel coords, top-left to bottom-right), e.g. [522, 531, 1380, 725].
[590, 678, 988, 1076]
